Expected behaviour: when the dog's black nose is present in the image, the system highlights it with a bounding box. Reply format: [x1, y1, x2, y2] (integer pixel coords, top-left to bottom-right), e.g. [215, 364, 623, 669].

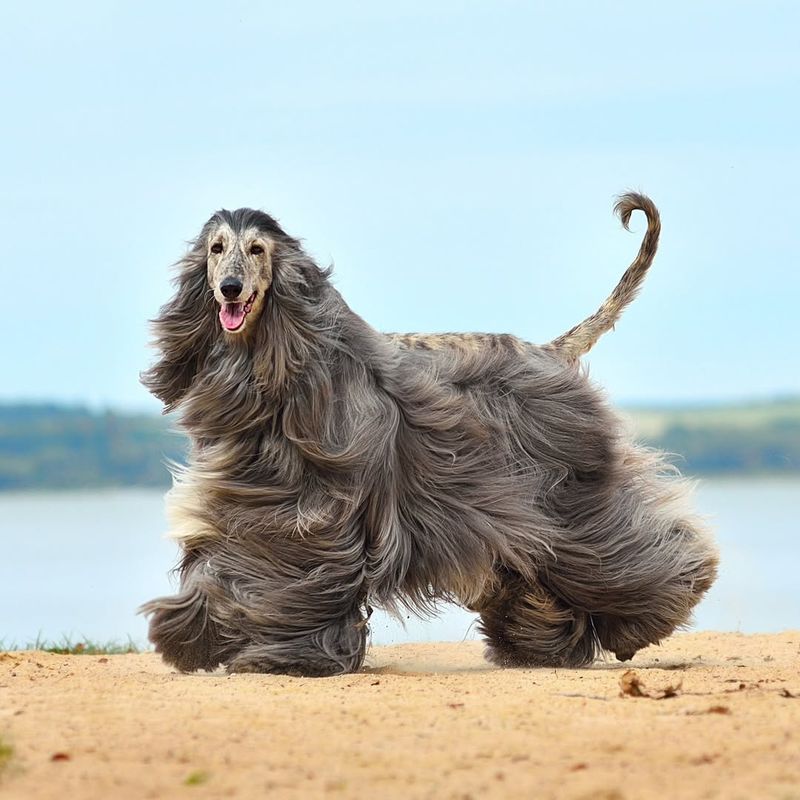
[220, 278, 243, 299]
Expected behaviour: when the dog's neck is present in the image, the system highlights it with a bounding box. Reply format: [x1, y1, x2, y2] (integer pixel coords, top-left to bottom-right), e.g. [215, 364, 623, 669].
[176, 275, 389, 451]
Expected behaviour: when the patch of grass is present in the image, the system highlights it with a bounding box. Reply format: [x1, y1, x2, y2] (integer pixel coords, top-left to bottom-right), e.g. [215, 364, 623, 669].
[1, 635, 140, 655]
[184, 770, 210, 786]
[37, 636, 140, 655]
[0, 737, 13, 773]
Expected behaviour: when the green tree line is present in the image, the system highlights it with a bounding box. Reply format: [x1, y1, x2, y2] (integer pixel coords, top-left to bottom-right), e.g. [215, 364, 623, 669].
[0, 404, 184, 490]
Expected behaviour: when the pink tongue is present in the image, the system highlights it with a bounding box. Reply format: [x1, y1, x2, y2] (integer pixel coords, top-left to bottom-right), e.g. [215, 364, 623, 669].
[219, 302, 245, 330]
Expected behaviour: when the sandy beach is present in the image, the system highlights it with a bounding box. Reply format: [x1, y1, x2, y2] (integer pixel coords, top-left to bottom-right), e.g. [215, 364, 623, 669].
[1, 632, 798, 799]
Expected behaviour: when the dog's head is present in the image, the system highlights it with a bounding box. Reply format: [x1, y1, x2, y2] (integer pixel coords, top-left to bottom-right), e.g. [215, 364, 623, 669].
[202, 208, 284, 336]
[143, 207, 323, 409]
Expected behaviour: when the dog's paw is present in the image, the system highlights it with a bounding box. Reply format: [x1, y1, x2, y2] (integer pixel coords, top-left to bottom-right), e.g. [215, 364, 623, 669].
[614, 649, 637, 662]
[226, 652, 347, 677]
[140, 591, 225, 673]
[225, 639, 364, 677]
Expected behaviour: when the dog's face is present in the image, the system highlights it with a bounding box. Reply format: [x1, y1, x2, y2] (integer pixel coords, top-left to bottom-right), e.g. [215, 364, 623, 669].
[205, 218, 275, 335]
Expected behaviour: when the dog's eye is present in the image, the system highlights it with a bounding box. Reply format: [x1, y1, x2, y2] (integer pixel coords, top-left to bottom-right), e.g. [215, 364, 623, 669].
[250, 244, 264, 256]
[210, 242, 223, 255]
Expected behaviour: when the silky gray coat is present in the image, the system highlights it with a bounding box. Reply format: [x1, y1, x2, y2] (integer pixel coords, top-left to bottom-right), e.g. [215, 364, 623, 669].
[140, 194, 718, 676]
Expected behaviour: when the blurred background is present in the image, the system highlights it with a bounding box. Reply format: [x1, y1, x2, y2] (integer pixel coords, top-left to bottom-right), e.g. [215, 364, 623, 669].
[1, 1, 797, 649]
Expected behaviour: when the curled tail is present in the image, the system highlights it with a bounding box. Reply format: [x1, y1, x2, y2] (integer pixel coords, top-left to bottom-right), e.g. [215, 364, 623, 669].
[548, 192, 661, 362]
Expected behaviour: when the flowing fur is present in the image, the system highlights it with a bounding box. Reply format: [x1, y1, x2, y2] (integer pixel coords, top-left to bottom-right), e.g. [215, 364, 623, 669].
[140, 196, 718, 676]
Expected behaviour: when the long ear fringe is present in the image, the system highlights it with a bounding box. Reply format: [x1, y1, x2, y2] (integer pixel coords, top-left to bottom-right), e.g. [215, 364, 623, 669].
[141, 247, 217, 411]
[251, 247, 331, 400]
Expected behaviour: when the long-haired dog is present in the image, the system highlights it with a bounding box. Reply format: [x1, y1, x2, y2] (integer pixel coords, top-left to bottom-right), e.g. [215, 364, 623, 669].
[140, 193, 718, 676]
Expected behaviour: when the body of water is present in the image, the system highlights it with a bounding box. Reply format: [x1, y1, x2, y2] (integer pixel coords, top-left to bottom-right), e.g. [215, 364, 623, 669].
[1, 479, 798, 648]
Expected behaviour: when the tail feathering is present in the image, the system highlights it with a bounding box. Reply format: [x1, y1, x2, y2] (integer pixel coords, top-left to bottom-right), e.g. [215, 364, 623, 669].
[548, 192, 661, 362]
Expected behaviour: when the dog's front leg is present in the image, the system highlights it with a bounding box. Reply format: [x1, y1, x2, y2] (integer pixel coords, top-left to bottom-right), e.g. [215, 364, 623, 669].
[144, 536, 369, 677]
[224, 602, 369, 677]
[140, 549, 234, 672]
[218, 549, 369, 677]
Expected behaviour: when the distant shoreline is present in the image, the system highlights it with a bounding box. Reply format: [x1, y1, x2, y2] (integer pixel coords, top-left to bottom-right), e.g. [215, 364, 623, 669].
[1, 398, 798, 490]
[2, 472, 800, 497]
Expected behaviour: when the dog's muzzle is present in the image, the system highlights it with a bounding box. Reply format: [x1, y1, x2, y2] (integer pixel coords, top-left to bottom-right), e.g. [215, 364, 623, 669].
[219, 292, 256, 331]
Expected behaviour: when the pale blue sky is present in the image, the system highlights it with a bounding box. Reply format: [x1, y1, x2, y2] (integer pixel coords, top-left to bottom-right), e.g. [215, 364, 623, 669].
[1, 1, 797, 410]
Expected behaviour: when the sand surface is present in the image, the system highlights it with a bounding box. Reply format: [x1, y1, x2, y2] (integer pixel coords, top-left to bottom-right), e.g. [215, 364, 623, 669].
[1, 632, 799, 799]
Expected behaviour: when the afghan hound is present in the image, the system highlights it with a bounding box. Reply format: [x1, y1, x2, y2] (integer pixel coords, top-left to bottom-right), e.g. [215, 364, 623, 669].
[140, 193, 718, 676]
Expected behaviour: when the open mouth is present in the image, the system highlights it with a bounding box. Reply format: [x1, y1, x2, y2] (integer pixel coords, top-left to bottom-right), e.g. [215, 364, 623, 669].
[219, 292, 257, 332]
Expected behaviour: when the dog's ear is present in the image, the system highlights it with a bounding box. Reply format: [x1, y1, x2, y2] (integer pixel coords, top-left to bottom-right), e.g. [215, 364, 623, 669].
[141, 240, 217, 411]
[251, 245, 325, 399]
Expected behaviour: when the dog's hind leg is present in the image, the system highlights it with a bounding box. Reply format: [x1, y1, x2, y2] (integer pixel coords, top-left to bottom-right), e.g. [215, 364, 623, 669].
[544, 459, 719, 662]
[477, 569, 599, 668]
[584, 517, 718, 661]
